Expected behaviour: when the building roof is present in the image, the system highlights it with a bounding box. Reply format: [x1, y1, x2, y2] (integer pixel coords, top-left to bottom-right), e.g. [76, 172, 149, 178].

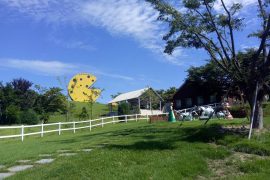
[109, 88, 150, 104]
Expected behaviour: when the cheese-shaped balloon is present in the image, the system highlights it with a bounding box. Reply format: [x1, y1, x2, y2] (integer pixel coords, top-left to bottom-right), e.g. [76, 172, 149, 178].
[68, 73, 101, 102]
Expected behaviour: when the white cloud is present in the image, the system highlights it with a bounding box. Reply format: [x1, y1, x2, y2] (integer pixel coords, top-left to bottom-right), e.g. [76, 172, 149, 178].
[49, 37, 96, 51]
[0, 0, 258, 67]
[0, 58, 135, 80]
[0, 59, 77, 76]
[0, 0, 186, 66]
[213, 0, 257, 12]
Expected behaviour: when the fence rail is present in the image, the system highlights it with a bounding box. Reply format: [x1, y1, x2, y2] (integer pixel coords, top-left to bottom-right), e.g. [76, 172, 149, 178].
[0, 103, 221, 142]
[0, 113, 168, 141]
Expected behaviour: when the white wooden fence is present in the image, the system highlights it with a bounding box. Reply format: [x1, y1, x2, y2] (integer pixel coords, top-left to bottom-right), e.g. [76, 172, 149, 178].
[0, 103, 221, 142]
[0, 113, 168, 142]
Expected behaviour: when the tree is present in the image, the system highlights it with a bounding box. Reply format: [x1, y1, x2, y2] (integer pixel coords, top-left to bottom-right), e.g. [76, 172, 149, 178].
[118, 102, 131, 120]
[40, 87, 67, 113]
[11, 78, 38, 111]
[140, 88, 162, 112]
[146, 0, 270, 129]
[186, 61, 231, 93]
[34, 87, 68, 123]
[157, 87, 177, 103]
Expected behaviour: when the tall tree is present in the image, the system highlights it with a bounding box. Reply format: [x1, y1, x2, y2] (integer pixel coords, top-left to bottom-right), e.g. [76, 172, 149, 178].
[157, 87, 177, 102]
[146, 0, 270, 129]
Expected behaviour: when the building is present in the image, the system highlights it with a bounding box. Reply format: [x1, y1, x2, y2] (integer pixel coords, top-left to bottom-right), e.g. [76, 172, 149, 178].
[108, 87, 164, 115]
[173, 81, 224, 110]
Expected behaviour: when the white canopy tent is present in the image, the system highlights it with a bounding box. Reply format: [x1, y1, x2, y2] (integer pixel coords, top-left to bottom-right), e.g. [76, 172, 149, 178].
[109, 87, 163, 115]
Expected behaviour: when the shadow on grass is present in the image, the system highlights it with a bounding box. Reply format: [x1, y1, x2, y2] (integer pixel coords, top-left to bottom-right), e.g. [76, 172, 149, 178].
[179, 124, 226, 143]
[45, 122, 243, 151]
[107, 140, 175, 151]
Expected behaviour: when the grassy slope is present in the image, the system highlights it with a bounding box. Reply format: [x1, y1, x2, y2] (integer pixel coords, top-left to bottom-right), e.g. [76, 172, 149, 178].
[0, 116, 270, 179]
[49, 102, 112, 123]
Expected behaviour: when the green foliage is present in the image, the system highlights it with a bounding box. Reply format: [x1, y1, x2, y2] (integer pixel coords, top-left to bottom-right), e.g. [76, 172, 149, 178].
[0, 79, 68, 125]
[156, 87, 177, 102]
[40, 87, 67, 113]
[229, 105, 249, 118]
[78, 107, 89, 120]
[140, 89, 161, 109]
[146, 0, 270, 128]
[20, 109, 39, 125]
[5, 105, 21, 124]
[118, 102, 131, 118]
[40, 113, 50, 124]
[131, 105, 140, 114]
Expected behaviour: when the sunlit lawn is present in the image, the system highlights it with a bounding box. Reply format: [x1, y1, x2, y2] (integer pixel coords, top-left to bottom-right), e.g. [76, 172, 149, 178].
[1, 117, 270, 179]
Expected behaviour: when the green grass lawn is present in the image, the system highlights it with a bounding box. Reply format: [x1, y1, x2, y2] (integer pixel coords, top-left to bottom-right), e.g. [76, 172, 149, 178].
[1, 117, 270, 179]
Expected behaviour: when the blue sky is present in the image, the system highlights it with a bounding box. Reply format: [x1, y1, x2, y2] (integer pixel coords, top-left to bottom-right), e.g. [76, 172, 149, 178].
[0, 0, 260, 103]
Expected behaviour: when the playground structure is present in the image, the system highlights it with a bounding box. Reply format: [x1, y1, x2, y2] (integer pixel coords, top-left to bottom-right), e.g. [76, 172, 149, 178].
[175, 103, 233, 123]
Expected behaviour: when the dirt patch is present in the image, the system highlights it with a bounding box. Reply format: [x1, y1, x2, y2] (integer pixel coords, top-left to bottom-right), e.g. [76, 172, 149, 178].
[218, 125, 249, 135]
[207, 151, 268, 179]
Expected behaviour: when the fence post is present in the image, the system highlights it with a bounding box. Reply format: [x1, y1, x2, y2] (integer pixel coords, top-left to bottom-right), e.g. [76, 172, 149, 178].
[125, 115, 128, 123]
[41, 123, 44, 137]
[73, 122, 76, 133]
[21, 125, 24, 142]
[58, 122, 61, 135]
[89, 120, 92, 131]
[113, 116, 115, 124]
[102, 118, 104, 128]
[136, 114, 138, 122]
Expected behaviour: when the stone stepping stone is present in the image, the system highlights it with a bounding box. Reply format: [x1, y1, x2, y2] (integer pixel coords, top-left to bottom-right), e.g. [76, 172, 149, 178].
[36, 159, 54, 164]
[57, 150, 71, 153]
[81, 149, 93, 152]
[59, 153, 77, 157]
[8, 165, 33, 172]
[93, 145, 105, 148]
[0, 173, 14, 180]
[39, 154, 52, 157]
[17, 160, 31, 163]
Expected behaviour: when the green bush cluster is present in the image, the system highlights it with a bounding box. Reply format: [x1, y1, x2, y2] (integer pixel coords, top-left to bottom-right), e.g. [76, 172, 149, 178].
[118, 102, 131, 120]
[0, 78, 67, 125]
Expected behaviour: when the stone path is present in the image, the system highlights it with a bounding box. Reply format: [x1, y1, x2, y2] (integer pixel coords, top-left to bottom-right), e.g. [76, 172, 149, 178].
[8, 165, 34, 172]
[59, 153, 77, 157]
[0, 173, 14, 180]
[81, 149, 93, 152]
[39, 154, 52, 157]
[0, 147, 97, 179]
[36, 159, 54, 164]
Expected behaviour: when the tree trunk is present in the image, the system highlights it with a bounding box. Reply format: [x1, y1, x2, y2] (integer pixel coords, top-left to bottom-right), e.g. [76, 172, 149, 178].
[252, 100, 264, 129]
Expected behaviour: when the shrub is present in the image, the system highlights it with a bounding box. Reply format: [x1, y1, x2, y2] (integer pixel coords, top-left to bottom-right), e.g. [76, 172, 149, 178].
[131, 105, 140, 114]
[118, 102, 131, 120]
[78, 107, 89, 120]
[5, 105, 21, 124]
[40, 113, 50, 124]
[229, 105, 249, 118]
[20, 109, 39, 125]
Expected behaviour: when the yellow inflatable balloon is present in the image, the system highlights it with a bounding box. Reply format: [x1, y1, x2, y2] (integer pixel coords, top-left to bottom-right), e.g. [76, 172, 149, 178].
[68, 73, 101, 102]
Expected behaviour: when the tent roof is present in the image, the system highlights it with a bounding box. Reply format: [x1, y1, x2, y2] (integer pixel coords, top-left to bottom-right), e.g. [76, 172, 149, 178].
[109, 88, 150, 104]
